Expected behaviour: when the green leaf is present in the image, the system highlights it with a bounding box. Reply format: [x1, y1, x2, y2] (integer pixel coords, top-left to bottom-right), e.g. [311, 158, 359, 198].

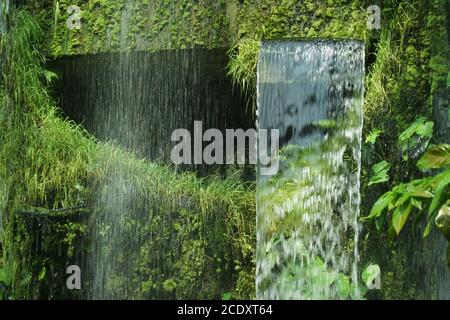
[409, 189, 434, 198]
[0, 268, 12, 286]
[368, 161, 390, 186]
[366, 191, 396, 219]
[392, 201, 413, 235]
[362, 264, 381, 288]
[394, 192, 410, 207]
[398, 117, 434, 161]
[428, 171, 450, 215]
[411, 197, 423, 210]
[398, 117, 423, 142]
[416, 121, 434, 138]
[43, 70, 58, 84]
[222, 292, 232, 300]
[38, 267, 46, 281]
[399, 117, 433, 142]
[365, 129, 383, 144]
[417, 144, 450, 170]
[447, 71, 450, 88]
[335, 273, 351, 298]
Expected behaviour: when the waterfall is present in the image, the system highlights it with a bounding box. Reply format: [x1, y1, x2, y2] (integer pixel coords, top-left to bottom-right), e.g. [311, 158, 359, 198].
[49, 49, 252, 299]
[256, 40, 365, 299]
[50, 49, 251, 173]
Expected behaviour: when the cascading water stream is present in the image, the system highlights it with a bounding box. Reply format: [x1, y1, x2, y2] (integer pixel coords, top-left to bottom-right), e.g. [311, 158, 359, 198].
[256, 40, 365, 299]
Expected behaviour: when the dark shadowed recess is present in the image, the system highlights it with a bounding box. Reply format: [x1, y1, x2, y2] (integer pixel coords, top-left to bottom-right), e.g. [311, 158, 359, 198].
[47, 49, 254, 177]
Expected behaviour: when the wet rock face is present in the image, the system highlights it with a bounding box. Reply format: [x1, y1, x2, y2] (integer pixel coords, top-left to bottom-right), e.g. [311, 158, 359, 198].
[448, 244, 450, 271]
[433, 89, 450, 143]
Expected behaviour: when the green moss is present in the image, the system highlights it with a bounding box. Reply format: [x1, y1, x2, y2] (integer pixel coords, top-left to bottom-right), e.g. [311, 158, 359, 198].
[28, 0, 230, 57]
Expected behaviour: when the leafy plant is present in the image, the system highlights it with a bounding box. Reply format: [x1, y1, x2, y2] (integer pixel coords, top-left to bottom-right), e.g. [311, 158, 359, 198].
[368, 160, 391, 186]
[365, 144, 450, 240]
[227, 38, 260, 113]
[417, 144, 450, 170]
[398, 117, 434, 161]
[365, 129, 383, 145]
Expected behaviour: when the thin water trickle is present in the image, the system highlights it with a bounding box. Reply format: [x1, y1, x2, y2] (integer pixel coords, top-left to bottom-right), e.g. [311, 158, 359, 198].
[256, 40, 365, 299]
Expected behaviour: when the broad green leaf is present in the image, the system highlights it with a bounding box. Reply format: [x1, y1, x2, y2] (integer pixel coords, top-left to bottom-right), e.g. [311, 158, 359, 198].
[368, 161, 390, 186]
[362, 264, 381, 288]
[398, 117, 424, 142]
[417, 144, 450, 170]
[366, 191, 396, 219]
[365, 129, 383, 144]
[409, 189, 434, 198]
[416, 121, 434, 138]
[428, 170, 450, 215]
[392, 201, 413, 235]
[335, 273, 351, 298]
[394, 192, 411, 207]
[411, 197, 423, 210]
[398, 117, 434, 161]
[399, 117, 433, 142]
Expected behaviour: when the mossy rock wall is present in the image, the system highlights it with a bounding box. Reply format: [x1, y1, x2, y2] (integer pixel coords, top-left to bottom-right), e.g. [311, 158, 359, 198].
[27, 0, 370, 58]
[28, 0, 233, 56]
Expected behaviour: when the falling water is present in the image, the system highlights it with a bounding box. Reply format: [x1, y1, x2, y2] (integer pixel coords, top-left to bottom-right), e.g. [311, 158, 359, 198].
[256, 40, 365, 299]
[49, 49, 252, 299]
[50, 49, 251, 173]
